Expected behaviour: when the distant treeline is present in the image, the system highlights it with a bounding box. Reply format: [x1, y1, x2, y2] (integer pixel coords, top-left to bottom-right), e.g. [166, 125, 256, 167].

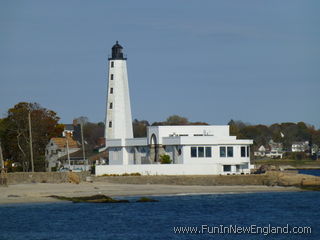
[228, 120, 320, 151]
[133, 116, 320, 151]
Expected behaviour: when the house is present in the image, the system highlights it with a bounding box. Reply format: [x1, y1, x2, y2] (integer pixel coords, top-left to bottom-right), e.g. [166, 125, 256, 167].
[292, 141, 309, 152]
[45, 135, 80, 171]
[96, 42, 254, 176]
[62, 124, 75, 137]
[263, 140, 284, 158]
[98, 125, 253, 176]
[254, 145, 266, 157]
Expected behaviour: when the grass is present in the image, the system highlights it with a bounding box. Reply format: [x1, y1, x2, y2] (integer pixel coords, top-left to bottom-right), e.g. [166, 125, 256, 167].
[253, 158, 320, 168]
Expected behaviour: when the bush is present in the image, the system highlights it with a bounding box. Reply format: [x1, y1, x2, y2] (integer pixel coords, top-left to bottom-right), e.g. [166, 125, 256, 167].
[160, 154, 172, 164]
[90, 165, 95, 175]
[283, 152, 308, 160]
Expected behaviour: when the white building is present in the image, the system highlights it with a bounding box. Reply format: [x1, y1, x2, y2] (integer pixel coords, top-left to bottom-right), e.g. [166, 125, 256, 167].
[254, 145, 266, 157]
[96, 42, 253, 176]
[292, 141, 309, 152]
[45, 136, 80, 171]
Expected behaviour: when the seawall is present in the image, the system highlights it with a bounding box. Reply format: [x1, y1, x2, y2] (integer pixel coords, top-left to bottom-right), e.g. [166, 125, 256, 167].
[6, 172, 90, 185]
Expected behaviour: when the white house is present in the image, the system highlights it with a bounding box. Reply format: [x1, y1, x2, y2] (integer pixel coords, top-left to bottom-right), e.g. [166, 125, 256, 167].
[96, 42, 253, 176]
[292, 141, 309, 152]
[254, 145, 266, 157]
[45, 136, 80, 171]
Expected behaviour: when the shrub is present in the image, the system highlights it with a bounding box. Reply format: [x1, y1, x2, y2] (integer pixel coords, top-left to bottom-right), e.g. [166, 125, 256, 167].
[284, 152, 308, 160]
[160, 154, 172, 164]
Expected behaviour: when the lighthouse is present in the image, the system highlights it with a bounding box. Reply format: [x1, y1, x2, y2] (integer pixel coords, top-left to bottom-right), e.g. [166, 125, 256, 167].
[104, 41, 133, 141]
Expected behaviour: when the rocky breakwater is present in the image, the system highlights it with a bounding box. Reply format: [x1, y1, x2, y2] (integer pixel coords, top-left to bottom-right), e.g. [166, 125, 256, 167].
[264, 171, 320, 190]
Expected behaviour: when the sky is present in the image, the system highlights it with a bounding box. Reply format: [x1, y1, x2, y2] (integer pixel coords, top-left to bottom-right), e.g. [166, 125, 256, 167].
[1, 0, 319, 128]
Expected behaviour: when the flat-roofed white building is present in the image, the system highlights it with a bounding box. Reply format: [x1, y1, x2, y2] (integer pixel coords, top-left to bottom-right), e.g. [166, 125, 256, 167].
[98, 125, 253, 175]
[96, 42, 253, 176]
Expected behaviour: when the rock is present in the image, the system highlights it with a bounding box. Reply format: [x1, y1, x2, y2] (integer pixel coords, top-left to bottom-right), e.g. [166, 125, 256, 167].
[301, 178, 320, 186]
[68, 172, 80, 184]
[7, 194, 20, 198]
[265, 171, 320, 190]
[136, 197, 159, 202]
[49, 194, 129, 203]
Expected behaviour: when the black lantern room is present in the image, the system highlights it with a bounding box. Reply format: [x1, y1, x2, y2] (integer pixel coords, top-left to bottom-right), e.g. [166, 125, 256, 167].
[109, 41, 127, 60]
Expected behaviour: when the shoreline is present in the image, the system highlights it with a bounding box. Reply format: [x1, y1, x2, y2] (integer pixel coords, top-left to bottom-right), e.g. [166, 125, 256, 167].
[0, 182, 302, 205]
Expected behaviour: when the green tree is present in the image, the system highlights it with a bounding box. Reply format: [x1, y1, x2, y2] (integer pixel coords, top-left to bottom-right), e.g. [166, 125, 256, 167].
[133, 119, 149, 138]
[152, 115, 208, 126]
[166, 115, 188, 125]
[73, 117, 105, 152]
[1, 102, 63, 172]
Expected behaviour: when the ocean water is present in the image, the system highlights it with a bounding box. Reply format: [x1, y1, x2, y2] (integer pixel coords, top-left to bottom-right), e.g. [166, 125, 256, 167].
[0, 192, 319, 240]
[298, 169, 320, 176]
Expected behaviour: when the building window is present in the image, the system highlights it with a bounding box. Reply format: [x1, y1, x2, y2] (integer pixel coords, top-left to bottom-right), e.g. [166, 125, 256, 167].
[205, 147, 212, 157]
[109, 102, 113, 109]
[110, 74, 114, 80]
[198, 147, 204, 157]
[220, 146, 226, 157]
[109, 121, 112, 128]
[227, 147, 233, 157]
[111, 61, 114, 68]
[223, 165, 231, 172]
[247, 146, 250, 157]
[110, 88, 113, 94]
[191, 147, 197, 158]
[241, 146, 246, 157]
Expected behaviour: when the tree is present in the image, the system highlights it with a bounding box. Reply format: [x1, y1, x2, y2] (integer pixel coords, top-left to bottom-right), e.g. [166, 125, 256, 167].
[152, 115, 208, 126]
[133, 119, 149, 138]
[1, 102, 63, 172]
[166, 115, 188, 125]
[73, 117, 105, 152]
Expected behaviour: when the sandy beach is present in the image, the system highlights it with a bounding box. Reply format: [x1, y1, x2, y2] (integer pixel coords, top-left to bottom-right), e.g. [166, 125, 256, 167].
[0, 182, 301, 204]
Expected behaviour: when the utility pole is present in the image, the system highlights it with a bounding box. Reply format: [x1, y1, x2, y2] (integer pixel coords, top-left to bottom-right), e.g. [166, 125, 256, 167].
[28, 111, 34, 172]
[0, 139, 7, 187]
[80, 123, 86, 169]
[66, 137, 71, 170]
[0, 139, 4, 169]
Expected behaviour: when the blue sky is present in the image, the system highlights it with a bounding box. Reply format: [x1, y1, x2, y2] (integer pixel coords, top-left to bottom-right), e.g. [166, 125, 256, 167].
[1, 0, 319, 128]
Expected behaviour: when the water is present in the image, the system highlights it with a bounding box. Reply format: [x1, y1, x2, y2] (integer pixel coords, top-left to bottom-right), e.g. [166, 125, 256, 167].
[297, 169, 320, 176]
[0, 192, 319, 240]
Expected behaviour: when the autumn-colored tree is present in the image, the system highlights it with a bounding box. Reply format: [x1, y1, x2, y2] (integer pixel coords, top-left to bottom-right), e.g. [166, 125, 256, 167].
[0, 102, 63, 172]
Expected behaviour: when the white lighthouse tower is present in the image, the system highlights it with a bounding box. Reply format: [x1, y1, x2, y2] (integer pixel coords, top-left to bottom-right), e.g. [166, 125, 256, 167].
[104, 41, 133, 141]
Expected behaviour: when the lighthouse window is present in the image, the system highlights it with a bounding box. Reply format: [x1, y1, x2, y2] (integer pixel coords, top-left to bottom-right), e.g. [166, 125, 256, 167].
[109, 121, 112, 128]
[110, 74, 114, 80]
[110, 88, 113, 94]
[111, 61, 114, 68]
[109, 102, 113, 109]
